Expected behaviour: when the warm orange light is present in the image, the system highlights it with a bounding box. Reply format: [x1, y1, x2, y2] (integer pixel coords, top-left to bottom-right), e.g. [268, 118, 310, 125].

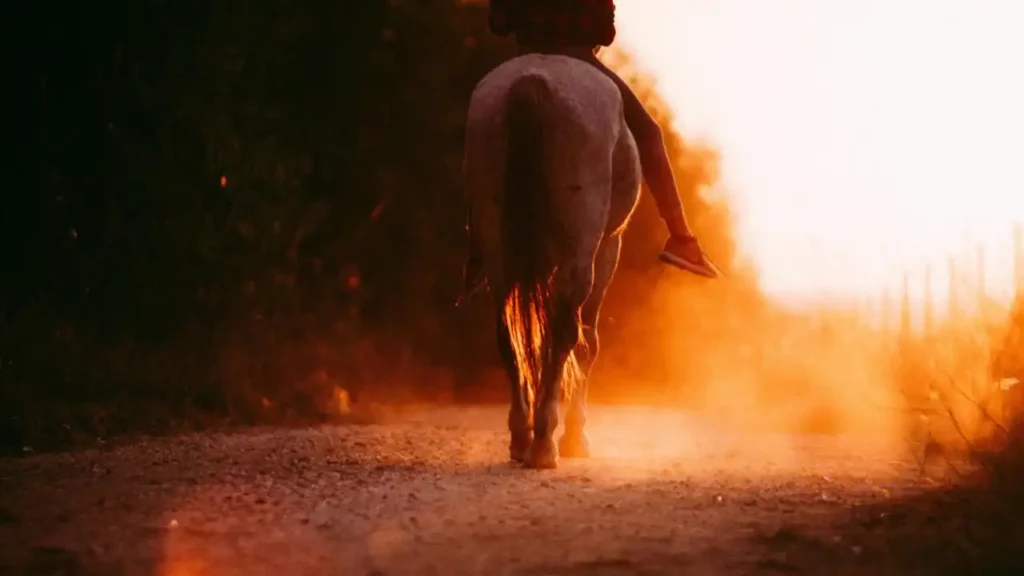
[614, 0, 1024, 306]
[158, 557, 206, 576]
[333, 386, 351, 415]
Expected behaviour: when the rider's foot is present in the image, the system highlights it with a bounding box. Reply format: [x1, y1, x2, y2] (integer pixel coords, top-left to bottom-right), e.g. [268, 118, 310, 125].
[659, 234, 719, 278]
[456, 252, 487, 306]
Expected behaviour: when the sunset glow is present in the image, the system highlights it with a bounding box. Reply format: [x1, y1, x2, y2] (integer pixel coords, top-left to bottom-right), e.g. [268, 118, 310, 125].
[614, 0, 1024, 306]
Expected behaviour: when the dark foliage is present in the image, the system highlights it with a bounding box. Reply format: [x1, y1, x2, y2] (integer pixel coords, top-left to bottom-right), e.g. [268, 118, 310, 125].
[1, 0, 743, 450]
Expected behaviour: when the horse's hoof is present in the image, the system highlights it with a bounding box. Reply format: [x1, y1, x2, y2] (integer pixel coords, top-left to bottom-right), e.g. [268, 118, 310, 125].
[525, 437, 558, 469]
[558, 431, 591, 458]
[509, 432, 533, 463]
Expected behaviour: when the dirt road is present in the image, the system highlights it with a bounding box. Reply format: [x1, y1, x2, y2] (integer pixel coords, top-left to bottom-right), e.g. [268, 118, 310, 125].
[0, 406, 940, 575]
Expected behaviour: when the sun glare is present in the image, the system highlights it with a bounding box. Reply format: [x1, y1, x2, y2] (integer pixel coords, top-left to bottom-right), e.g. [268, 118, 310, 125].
[614, 0, 1024, 307]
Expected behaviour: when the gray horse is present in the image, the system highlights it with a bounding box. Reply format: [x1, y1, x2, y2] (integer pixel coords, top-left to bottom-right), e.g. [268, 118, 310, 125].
[464, 53, 641, 469]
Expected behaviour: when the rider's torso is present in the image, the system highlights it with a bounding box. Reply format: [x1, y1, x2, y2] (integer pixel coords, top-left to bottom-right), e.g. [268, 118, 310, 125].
[491, 0, 616, 48]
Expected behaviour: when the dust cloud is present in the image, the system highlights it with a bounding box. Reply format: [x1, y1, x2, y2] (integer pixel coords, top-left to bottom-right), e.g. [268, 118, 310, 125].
[591, 48, 908, 462]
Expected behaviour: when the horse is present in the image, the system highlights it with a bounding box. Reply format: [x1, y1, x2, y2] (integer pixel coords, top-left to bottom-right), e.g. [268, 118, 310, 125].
[463, 53, 641, 469]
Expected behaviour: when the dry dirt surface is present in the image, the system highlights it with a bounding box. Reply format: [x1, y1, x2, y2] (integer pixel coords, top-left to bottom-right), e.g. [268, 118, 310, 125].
[0, 406, 964, 575]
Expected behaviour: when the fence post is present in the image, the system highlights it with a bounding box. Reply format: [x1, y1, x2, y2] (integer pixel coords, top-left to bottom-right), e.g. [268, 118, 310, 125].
[923, 264, 934, 338]
[860, 295, 873, 330]
[976, 244, 987, 321]
[900, 270, 912, 342]
[1014, 221, 1023, 298]
[880, 287, 891, 338]
[948, 255, 959, 326]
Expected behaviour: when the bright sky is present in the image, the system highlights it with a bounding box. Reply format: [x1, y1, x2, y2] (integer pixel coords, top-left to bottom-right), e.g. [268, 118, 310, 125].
[614, 0, 1024, 305]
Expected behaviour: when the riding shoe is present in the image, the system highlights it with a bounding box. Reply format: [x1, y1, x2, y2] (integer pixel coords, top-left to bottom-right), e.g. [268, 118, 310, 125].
[659, 234, 720, 278]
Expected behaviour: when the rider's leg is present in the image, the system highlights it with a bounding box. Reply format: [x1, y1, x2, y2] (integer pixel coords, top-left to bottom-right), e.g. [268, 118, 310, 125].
[580, 51, 719, 278]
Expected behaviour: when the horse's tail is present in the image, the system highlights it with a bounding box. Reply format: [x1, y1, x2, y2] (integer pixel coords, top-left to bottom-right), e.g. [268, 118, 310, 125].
[501, 73, 565, 408]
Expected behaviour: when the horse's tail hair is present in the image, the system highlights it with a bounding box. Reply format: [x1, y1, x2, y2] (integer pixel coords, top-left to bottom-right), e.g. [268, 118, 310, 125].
[501, 73, 572, 409]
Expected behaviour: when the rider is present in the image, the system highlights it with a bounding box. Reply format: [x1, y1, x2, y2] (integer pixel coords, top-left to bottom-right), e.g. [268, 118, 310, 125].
[459, 0, 718, 304]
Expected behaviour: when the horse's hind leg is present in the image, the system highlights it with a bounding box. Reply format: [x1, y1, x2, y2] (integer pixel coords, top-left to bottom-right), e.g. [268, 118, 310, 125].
[496, 311, 532, 462]
[557, 322, 597, 458]
[560, 235, 622, 458]
[527, 301, 582, 469]
[527, 266, 593, 469]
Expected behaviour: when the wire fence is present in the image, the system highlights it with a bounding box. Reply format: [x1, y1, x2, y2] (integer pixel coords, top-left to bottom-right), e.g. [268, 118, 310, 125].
[869, 222, 1024, 427]
[868, 222, 1024, 344]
